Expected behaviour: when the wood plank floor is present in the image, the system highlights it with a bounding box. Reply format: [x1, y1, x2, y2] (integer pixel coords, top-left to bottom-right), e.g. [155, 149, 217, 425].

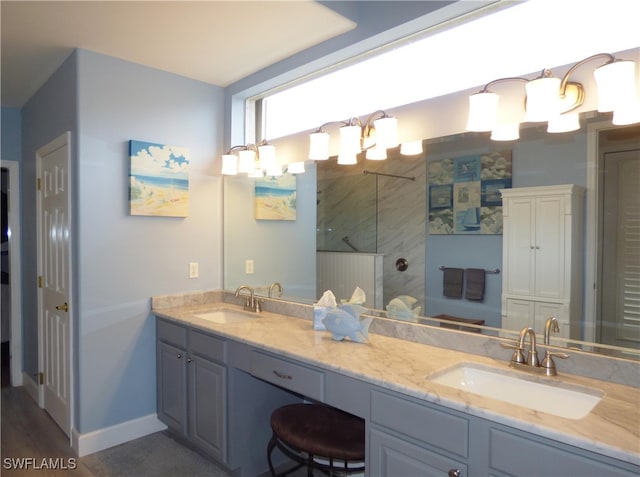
[1, 386, 94, 476]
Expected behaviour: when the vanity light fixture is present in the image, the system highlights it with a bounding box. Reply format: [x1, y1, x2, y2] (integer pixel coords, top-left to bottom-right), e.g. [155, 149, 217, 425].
[466, 76, 528, 140]
[308, 110, 414, 164]
[466, 53, 640, 140]
[220, 140, 280, 177]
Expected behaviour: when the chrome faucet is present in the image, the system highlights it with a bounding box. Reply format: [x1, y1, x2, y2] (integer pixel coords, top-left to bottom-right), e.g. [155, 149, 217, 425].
[234, 285, 262, 312]
[268, 282, 283, 298]
[544, 316, 559, 345]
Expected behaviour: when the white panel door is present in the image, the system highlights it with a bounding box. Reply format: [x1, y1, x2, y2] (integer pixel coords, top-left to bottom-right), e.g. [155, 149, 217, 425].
[38, 133, 72, 437]
[503, 198, 536, 296]
[534, 195, 565, 299]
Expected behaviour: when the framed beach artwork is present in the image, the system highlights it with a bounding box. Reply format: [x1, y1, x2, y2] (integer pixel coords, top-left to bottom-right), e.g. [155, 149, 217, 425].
[427, 151, 512, 235]
[129, 140, 190, 217]
[255, 174, 297, 221]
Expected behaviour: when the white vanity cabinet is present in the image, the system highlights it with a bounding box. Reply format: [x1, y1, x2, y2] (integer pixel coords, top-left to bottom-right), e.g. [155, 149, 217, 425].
[500, 185, 584, 339]
[156, 318, 227, 463]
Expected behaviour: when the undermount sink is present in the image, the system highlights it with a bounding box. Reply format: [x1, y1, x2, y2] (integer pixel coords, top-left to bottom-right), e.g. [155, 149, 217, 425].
[428, 363, 603, 420]
[194, 309, 257, 324]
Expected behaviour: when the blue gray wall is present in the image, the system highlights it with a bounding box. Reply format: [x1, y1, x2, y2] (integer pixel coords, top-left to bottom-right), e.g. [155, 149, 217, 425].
[21, 52, 79, 380]
[1, 107, 22, 162]
[74, 49, 223, 433]
[20, 49, 224, 434]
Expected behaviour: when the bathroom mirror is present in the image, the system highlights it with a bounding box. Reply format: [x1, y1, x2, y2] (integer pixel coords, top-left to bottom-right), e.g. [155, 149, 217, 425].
[224, 117, 640, 360]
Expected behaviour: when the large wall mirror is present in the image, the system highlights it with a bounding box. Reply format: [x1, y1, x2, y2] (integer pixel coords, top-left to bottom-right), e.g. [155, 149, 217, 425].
[223, 21, 640, 359]
[224, 117, 640, 360]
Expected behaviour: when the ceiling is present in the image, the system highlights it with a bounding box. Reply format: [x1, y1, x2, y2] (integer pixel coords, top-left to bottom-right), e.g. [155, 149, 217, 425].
[0, 1, 357, 108]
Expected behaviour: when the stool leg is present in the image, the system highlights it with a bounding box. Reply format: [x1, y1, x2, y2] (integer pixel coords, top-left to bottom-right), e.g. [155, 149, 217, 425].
[307, 453, 313, 477]
[267, 433, 278, 477]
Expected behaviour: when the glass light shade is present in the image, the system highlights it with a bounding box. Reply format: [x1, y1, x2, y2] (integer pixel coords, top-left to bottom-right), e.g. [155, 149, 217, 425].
[339, 125, 362, 155]
[337, 152, 358, 165]
[373, 116, 399, 149]
[266, 164, 283, 177]
[547, 113, 580, 133]
[258, 143, 276, 170]
[248, 167, 263, 178]
[466, 92, 499, 131]
[524, 76, 561, 122]
[238, 149, 256, 173]
[594, 60, 637, 112]
[490, 123, 520, 141]
[309, 131, 330, 160]
[221, 154, 238, 175]
[400, 140, 423, 156]
[287, 161, 305, 174]
[612, 98, 640, 125]
[365, 146, 387, 160]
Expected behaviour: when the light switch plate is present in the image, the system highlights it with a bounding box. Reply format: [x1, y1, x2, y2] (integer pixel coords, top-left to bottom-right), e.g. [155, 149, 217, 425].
[189, 262, 199, 278]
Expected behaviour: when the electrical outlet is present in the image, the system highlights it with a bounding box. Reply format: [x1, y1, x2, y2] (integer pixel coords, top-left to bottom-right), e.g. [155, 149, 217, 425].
[245, 259, 254, 274]
[189, 262, 199, 278]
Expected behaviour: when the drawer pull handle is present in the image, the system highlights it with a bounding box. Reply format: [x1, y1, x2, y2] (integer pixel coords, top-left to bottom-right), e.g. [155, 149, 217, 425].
[273, 370, 292, 380]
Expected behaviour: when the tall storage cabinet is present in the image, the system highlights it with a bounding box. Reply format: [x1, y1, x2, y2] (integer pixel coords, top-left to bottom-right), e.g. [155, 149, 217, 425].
[500, 185, 584, 340]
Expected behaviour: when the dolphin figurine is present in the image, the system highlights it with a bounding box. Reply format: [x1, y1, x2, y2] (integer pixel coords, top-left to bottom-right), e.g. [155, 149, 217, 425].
[322, 304, 372, 343]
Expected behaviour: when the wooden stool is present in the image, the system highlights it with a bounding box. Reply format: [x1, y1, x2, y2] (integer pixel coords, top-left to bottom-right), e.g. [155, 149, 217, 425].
[267, 403, 365, 476]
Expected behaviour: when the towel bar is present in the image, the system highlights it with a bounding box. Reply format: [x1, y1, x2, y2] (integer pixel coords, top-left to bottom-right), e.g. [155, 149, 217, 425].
[439, 266, 500, 274]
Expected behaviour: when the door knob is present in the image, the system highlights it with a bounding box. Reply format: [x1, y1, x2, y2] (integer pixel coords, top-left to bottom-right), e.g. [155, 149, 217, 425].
[55, 302, 69, 312]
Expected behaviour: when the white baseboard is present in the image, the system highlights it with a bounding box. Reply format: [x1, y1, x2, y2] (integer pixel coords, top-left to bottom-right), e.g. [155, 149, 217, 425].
[72, 413, 167, 457]
[22, 372, 40, 405]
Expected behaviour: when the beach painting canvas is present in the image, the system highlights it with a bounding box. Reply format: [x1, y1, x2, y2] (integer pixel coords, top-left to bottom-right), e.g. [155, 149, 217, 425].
[255, 174, 296, 221]
[129, 140, 189, 217]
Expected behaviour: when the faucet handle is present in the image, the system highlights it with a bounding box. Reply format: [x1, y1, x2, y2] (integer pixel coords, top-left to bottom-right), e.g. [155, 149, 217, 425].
[501, 341, 526, 364]
[541, 350, 569, 376]
[254, 298, 264, 312]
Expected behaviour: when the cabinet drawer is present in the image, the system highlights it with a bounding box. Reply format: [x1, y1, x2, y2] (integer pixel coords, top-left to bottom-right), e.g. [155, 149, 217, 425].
[250, 351, 324, 401]
[489, 427, 638, 477]
[157, 318, 187, 349]
[371, 390, 468, 459]
[190, 329, 226, 363]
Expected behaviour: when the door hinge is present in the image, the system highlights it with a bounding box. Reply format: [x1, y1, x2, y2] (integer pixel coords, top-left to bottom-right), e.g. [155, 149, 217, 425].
[39, 372, 44, 385]
[37, 178, 42, 191]
[38, 276, 43, 288]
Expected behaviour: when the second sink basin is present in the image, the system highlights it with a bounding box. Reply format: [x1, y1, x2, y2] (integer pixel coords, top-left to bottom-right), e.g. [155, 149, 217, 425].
[428, 363, 603, 420]
[195, 309, 256, 324]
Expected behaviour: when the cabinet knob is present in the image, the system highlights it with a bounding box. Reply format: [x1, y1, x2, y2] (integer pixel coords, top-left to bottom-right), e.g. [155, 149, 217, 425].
[448, 470, 461, 477]
[177, 353, 183, 359]
[187, 358, 193, 364]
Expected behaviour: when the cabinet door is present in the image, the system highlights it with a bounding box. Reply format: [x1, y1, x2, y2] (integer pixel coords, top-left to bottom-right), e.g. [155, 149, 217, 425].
[503, 197, 536, 296]
[534, 195, 566, 298]
[533, 302, 568, 339]
[189, 355, 227, 462]
[370, 428, 467, 477]
[503, 299, 534, 332]
[157, 342, 187, 435]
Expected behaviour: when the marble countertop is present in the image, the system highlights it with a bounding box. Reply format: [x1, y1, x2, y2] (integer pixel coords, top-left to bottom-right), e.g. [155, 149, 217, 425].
[153, 302, 640, 466]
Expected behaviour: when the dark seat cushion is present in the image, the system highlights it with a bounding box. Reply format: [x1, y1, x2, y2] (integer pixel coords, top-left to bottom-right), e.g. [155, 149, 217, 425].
[270, 404, 365, 461]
